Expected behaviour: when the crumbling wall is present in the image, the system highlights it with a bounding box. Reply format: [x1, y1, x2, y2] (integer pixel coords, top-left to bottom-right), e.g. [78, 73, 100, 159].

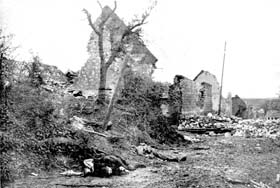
[180, 78, 199, 114]
[168, 75, 214, 116]
[224, 93, 232, 116]
[198, 82, 213, 113]
[194, 71, 220, 112]
[168, 76, 184, 124]
[232, 95, 247, 118]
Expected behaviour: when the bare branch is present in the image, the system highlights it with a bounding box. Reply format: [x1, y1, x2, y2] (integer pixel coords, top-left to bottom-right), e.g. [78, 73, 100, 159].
[123, 0, 156, 38]
[128, 20, 147, 35]
[83, 9, 100, 35]
[121, 9, 151, 41]
[129, 13, 149, 32]
[82, 128, 108, 137]
[97, 0, 103, 9]
[99, 1, 117, 27]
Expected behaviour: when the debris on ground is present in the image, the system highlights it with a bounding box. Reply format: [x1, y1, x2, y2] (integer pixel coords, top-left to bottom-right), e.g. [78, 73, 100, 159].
[276, 174, 280, 183]
[178, 114, 280, 138]
[182, 135, 202, 143]
[30, 173, 38, 177]
[69, 116, 108, 137]
[135, 143, 187, 162]
[70, 116, 103, 130]
[251, 180, 272, 188]
[59, 170, 83, 176]
[233, 119, 280, 138]
[178, 113, 238, 129]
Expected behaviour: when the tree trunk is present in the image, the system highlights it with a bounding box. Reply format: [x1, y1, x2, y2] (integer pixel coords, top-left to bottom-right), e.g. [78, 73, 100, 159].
[0, 53, 5, 103]
[97, 65, 107, 104]
[103, 57, 130, 130]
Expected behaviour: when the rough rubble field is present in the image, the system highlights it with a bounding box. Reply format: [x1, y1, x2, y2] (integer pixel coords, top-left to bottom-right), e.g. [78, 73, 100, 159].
[7, 133, 280, 188]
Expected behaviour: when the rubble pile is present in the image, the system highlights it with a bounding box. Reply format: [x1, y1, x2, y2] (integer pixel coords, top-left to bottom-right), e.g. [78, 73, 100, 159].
[41, 78, 68, 92]
[178, 114, 239, 130]
[233, 119, 280, 138]
[178, 114, 280, 138]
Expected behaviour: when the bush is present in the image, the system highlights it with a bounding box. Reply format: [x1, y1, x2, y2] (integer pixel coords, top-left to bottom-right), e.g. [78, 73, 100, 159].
[118, 70, 184, 144]
[6, 80, 97, 173]
[0, 132, 17, 184]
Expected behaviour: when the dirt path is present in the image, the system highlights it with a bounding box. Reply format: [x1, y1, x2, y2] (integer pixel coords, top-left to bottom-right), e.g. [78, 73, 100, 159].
[7, 136, 280, 188]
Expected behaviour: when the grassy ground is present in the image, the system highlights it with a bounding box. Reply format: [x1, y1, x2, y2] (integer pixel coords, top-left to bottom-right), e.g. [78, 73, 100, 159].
[6, 135, 280, 188]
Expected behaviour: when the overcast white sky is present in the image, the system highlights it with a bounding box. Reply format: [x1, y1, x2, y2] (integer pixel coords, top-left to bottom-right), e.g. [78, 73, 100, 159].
[1, 0, 280, 98]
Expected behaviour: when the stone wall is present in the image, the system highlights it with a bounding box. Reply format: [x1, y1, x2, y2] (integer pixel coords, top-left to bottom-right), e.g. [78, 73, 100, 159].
[169, 76, 214, 115]
[180, 78, 199, 114]
[194, 70, 220, 112]
[199, 82, 213, 113]
[232, 95, 247, 118]
[223, 93, 232, 116]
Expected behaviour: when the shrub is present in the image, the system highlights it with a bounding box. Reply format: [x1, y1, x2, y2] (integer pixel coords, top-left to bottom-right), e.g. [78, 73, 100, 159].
[118, 70, 184, 144]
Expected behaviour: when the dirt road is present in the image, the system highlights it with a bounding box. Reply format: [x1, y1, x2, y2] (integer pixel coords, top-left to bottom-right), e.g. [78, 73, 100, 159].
[8, 136, 280, 188]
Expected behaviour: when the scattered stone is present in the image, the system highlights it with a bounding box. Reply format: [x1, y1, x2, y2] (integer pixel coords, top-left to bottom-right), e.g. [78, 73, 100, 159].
[150, 169, 158, 173]
[30, 173, 38, 176]
[60, 170, 83, 176]
[209, 131, 216, 136]
[136, 143, 154, 155]
[179, 114, 280, 138]
[276, 174, 280, 183]
[70, 116, 85, 130]
[224, 132, 231, 137]
[136, 143, 187, 162]
[183, 135, 201, 143]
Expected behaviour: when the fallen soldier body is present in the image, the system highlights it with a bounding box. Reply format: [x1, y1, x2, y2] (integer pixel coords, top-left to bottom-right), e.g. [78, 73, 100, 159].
[83, 154, 129, 177]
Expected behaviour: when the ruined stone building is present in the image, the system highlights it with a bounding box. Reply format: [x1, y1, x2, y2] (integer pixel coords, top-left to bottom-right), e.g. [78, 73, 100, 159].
[73, 6, 157, 96]
[168, 70, 234, 117]
[168, 73, 215, 116]
[193, 70, 220, 111]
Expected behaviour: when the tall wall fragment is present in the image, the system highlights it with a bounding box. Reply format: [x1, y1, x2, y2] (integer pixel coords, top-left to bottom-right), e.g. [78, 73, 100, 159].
[180, 78, 199, 114]
[194, 70, 220, 112]
[73, 6, 157, 96]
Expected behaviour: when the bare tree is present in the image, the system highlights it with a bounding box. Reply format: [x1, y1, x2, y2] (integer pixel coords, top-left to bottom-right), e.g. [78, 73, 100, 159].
[83, 1, 155, 104]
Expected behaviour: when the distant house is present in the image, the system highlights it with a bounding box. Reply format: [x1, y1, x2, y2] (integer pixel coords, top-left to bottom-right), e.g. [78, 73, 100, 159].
[266, 110, 280, 120]
[73, 6, 157, 96]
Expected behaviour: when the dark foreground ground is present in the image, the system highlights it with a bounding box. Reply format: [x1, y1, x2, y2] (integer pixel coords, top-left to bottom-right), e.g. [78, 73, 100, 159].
[6, 135, 280, 188]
